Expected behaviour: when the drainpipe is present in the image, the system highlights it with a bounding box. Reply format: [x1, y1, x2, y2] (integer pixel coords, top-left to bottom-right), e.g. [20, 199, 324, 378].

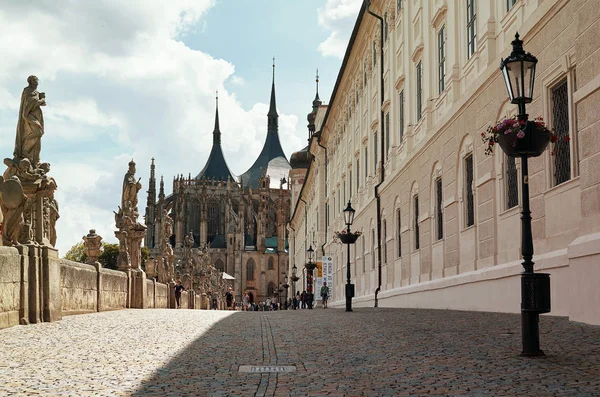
[317, 135, 328, 257]
[366, 0, 384, 308]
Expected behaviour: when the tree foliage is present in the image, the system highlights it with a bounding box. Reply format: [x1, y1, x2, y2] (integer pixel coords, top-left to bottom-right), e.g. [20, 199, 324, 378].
[63, 242, 150, 271]
[64, 241, 87, 263]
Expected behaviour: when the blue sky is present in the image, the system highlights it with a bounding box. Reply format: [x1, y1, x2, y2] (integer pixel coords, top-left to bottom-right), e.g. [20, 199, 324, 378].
[0, 0, 362, 253]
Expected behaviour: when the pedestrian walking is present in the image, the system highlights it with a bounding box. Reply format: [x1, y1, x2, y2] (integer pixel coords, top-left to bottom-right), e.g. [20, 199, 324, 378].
[320, 282, 330, 309]
[225, 287, 234, 310]
[174, 280, 184, 309]
[242, 293, 249, 311]
[300, 291, 307, 309]
[211, 290, 219, 310]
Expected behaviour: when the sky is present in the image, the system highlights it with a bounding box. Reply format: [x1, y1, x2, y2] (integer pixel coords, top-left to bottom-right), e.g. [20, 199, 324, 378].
[0, 0, 363, 254]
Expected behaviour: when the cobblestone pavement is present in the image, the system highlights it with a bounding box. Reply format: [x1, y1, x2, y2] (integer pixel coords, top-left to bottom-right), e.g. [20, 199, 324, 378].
[0, 308, 599, 396]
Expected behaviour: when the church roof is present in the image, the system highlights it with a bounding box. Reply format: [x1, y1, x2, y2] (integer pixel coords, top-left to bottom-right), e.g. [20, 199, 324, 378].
[240, 63, 290, 188]
[195, 96, 236, 182]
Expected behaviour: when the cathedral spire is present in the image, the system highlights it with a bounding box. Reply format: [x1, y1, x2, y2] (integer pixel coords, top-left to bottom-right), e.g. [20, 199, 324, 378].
[159, 175, 165, 201]
[213, 91, 221, 145]
[240, 61, 290, 189]
[267, 57, 278, 128]
[313, 69, 321, 106]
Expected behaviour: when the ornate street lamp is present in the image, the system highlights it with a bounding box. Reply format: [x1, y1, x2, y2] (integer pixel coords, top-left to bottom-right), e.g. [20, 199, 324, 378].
[342, 201, 357, 312]
[291, 264, 299, 309]
[305, 245, 316, 309]
[500, 33, 551, 356]
[283, 274, 289, 309]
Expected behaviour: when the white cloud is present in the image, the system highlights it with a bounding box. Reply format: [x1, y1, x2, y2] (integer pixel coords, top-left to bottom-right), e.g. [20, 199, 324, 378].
[0, 1, 303, 255]
[317, 0, 362, 59]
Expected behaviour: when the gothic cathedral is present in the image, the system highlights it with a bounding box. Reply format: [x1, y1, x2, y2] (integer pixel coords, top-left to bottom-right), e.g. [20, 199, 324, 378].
[144, 67, 291, 304]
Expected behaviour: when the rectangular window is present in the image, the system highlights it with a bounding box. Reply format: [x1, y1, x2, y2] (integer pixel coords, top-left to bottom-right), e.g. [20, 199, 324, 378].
[343, 181, 346, 205]
[416, 61, 423, 121]
[552, 79, 571, 186]
[356, 159, 360, 190]
[506, 156, 518, 209]
[467, 0, 477, 59]
[385, 112, 390, 155]
[349, 170, 353, 199]
[465, 154, 475, 227]
[438, 25, 446, 94]
[326, 204, 329, 234]
[383, 220, 387, 263]
[399, 90, 405, 142]
[373, 41, 377, 67]
[362, 236, 365, 273]
[397, 0, 402, 11]
[372, 229, 376, 269]
[365, 147, 369, 177]
[373, 132, 378, 173]
[325, 155, 328, 182]
[507, 0, 517, 11]
[414, 196, 420, 250]
[436, 177, 443, 240]
[397, 210, 402, 257]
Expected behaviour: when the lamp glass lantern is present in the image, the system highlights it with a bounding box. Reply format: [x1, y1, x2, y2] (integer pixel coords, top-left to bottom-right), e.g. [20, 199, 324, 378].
[500, 33, 538, 106]
[292, 264, 297, 278]
[307, 245, 314, 263]
[343, 201, 355, 227]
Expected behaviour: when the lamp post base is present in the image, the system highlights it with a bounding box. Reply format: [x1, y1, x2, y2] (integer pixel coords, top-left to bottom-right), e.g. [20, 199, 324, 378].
[521, 311, 545, 357]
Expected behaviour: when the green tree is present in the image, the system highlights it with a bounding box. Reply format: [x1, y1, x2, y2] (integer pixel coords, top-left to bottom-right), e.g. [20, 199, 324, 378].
[63, 241, 87, 263]
[63, 241, 149, 271]
[99, 243, 119, 270]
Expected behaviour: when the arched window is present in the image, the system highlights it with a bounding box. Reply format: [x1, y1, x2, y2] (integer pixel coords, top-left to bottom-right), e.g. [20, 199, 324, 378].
[214, 259, 225, 273]
[267, 282, 276, 296]
[268, 257, 274, 270]
[207, 200, 220, 243]
[246, 259, 255, 281]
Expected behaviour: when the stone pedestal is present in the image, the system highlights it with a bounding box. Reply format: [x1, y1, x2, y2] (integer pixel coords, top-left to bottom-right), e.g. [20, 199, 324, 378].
[168, 280, 176, 309]
[41, 246, 61, 322]
[128, 269, 147, 309]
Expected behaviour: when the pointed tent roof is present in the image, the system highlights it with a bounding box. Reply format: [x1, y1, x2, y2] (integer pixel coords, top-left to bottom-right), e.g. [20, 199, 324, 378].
[240, 60, 290, 188]
[196, 94, 236, 181]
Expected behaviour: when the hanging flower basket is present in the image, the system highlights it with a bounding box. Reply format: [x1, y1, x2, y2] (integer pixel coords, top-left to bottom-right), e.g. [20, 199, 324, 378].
[305, 262, 317, 271]
[290, 276, 299, 282]
[482, 116, 566, 158]
[333, 229, 361, 244]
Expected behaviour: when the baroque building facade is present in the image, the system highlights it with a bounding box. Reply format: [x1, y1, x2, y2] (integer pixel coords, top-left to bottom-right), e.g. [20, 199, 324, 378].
[146, 68, 291, 304]
[288, 0, 600, 325]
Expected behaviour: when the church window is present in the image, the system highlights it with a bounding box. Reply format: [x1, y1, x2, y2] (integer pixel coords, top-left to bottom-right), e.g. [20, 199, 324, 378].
[246, 259, 255, 281]
[268, 257, 274, 270]
[267, 282, 276, 296]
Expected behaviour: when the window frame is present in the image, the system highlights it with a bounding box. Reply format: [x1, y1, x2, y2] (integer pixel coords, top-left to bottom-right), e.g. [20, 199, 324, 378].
[466, 0, 477, 59]
[464, 154, 475, 227]
[416, 61, 423, 121]
[438, 25, 446, 94]
[414, 195, 420, 250]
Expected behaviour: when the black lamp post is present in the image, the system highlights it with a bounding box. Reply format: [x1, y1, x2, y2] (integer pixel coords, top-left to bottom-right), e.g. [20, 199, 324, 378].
[500, 33, 551, 357]
[305, 245, 316, 309]
[291, 263, 298, 309]
[283, 274, 289, 309]
[343, 201, 356, 312]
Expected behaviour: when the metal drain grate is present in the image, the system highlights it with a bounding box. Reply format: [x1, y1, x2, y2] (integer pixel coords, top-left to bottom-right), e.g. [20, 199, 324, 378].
[238, 365, 296, 373]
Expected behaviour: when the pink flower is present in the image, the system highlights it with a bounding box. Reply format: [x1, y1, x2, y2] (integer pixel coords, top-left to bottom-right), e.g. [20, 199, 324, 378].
[517, 130, 525, 139]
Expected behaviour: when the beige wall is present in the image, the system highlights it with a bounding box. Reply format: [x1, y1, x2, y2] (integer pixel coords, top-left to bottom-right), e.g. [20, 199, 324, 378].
[290, 0, 600, 325]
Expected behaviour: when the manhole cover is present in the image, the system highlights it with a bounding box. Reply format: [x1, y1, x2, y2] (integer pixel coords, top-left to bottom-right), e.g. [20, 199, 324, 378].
[238, 365, 296, 373]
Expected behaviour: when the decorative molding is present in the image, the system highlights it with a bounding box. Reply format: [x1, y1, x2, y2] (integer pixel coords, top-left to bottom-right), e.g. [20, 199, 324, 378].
[411, 43, 424, 62]
[430, 4, 447, 28]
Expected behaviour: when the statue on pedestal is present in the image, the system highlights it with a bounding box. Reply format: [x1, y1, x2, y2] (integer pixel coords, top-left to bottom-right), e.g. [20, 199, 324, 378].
[14, 76, 46, 170]
[115, 160, 146, 270]
[82, 229, 103, 265]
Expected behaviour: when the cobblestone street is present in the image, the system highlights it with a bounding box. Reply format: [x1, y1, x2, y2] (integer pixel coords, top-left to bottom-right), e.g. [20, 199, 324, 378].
[0, 308, 599, 396]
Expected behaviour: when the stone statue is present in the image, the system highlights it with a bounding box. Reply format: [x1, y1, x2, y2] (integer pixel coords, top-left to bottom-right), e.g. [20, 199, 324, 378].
[47, 197, 59, 247]
[184, 231, 194, 250]
[82, 229, 103, 265]
[122, 160, 142, 211]
[117, 231, 130, 269]
[14, 76, 46, 169]
[163, 209, 173, 238]
[0, 176, 28, 246]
